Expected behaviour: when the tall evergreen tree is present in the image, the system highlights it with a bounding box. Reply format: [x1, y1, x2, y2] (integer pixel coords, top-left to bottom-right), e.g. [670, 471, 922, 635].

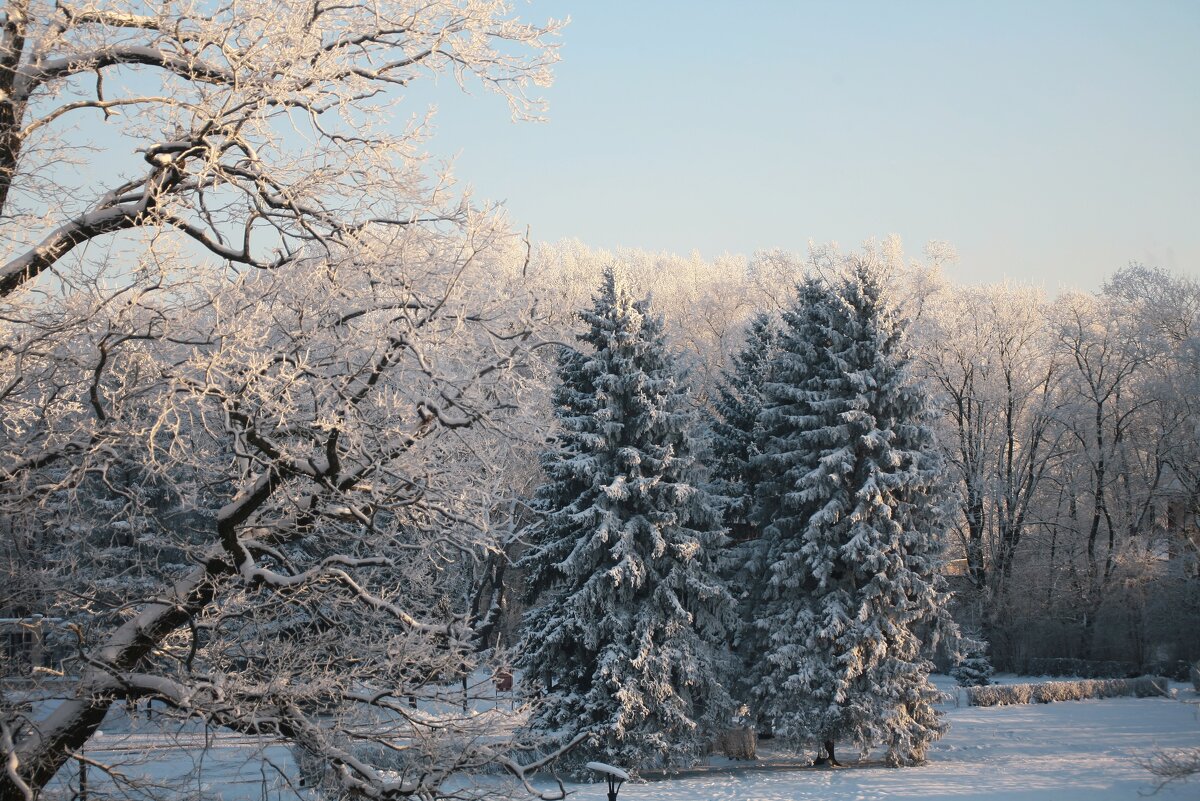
[751, 263, 954, 767]
[708, 312, 783, 724]
[518, 267, 734, 773]
[710, 312, 780, 544]
[743, 277, 841, 736]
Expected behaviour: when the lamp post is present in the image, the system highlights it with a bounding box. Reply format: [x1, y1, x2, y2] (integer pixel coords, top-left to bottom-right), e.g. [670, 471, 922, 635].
[585, 762, 629, 801]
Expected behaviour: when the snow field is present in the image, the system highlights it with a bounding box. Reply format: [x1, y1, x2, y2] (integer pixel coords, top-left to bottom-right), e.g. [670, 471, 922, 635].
[548, 681, 1200, 801]
[42, 676, 1200, 801]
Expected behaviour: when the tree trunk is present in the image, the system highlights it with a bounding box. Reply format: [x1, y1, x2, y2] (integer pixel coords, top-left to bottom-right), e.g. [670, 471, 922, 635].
[0, 564, 224, 798]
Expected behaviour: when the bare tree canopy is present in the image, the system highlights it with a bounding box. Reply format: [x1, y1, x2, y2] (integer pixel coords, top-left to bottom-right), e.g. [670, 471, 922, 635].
[0, 0, 559, 294]
[0, 2, 570, 799]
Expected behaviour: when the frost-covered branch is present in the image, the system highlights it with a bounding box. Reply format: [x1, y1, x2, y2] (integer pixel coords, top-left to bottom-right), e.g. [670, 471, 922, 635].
[1142, 748, 1200, 792]
[493, 733, 589, 801]
[0, 4, 559, 799]
[0, 0, 562, 297]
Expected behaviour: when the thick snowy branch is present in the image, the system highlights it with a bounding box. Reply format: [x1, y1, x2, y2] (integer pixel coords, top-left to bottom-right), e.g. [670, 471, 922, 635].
[31, 46, 234, 87]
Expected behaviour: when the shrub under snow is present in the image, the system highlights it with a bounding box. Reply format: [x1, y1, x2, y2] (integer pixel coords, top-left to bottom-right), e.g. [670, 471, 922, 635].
[966, 676, 1171, 707]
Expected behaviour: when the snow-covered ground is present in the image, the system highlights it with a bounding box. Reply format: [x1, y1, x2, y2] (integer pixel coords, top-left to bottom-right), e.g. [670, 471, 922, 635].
[43, 675, 1200, 800]
[551, 674, 1200, 801]
[554, 680, 1200, 801]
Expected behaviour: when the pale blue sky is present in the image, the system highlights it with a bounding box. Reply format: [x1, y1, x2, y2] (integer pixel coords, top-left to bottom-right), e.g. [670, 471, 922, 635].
[418, 0, 1199, 290]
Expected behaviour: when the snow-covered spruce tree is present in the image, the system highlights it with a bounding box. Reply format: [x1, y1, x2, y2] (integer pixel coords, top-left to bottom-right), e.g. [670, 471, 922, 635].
[951, 632, 994, 687]
[743, 276, 842, 737]
[707, 312, 782, 731]
[710, 312, 781, 544]
[750, 262, 954, 767]
[518, 267, 734, 775]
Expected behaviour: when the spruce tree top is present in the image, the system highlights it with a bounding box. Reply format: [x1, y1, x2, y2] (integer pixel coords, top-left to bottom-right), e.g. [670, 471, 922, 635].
[523, 267, 705, 600]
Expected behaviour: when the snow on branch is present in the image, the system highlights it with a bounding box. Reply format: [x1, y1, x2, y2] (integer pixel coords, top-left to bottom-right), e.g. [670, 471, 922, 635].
[493, 733, 589, 801]
[31, 45, 235, 86]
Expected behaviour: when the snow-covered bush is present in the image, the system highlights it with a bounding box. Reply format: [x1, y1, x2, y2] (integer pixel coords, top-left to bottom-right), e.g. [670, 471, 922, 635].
[967, 676, 1170, 707]
[1190, 661, 1200, 692]
[715, 726, 759, 761]
[975, 683, 1033, 706]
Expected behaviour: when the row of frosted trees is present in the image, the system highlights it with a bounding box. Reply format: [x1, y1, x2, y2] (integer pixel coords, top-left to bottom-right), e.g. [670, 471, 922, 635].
[526, 243, 1200, 676]
[516, 262, 954, 774]
[913, 268, 1200, 671]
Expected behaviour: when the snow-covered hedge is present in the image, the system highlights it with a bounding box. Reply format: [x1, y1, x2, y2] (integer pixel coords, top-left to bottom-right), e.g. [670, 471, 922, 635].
[966, 676, 1170, 707]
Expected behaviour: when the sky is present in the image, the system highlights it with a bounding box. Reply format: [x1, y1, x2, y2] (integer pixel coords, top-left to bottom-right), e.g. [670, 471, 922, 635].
[414, 0, 1200, 291]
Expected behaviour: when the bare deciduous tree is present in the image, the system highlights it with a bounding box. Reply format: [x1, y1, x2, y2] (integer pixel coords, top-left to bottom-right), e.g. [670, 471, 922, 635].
[0, 2, 575, 799]
[915, 283, 1066, 600]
